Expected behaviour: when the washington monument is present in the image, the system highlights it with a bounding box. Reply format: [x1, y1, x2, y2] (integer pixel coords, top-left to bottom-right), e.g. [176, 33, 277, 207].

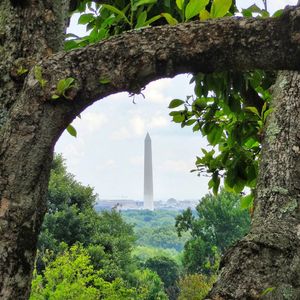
[144, 133, 154, 210]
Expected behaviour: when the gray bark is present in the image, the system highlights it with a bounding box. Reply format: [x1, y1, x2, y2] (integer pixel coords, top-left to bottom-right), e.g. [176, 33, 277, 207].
[0, 1, 70, 298]
[207, 71, 300, 299]
[0, 1, 300, 298]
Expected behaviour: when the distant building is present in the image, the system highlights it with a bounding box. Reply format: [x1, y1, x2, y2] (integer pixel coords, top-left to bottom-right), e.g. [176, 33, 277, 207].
[94, 198, 199, 211]
[144, 133, 154, 210]
[95, 199, 143, 211]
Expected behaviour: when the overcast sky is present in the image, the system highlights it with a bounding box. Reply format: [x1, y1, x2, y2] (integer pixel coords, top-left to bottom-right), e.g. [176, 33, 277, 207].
[55, 0, 297, 201]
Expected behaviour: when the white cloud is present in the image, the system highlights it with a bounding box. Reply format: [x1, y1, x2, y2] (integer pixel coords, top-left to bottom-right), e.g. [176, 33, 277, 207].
[72, 112, 108, 133]
[161, 160, 193, 173]
[143, 79, 173, 104]
[96, 159, 117, 171]
[147, 78, 173, 91]
[149, 115, 169, 129]
[130, 115, 145, 136]
[112, 115, 145, 140]
[111, 127, 131, 140]
[105, 159, 116, 167]
[129, 155, 143, 166]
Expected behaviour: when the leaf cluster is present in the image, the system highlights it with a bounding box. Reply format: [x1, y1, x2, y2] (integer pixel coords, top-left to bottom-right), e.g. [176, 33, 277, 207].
[169, 69, 274, 199]
[175, 190, 250, 274]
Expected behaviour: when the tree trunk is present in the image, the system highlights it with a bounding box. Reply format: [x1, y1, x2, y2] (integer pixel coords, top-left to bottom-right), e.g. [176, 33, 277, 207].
[0, 1, 69, 298]
[207, 70, 300, 299]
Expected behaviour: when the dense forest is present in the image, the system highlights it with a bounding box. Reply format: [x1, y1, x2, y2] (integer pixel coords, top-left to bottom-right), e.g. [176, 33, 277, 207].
[30, 154, 250, 299]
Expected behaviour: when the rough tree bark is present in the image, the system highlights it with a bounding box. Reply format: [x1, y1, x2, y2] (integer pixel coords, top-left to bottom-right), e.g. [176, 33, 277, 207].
[207, 71, 300, 299]
[0, 1, 300, 299]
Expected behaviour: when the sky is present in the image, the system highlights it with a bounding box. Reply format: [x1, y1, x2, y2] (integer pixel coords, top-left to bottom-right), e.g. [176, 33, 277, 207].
[55, 0, 297, 202]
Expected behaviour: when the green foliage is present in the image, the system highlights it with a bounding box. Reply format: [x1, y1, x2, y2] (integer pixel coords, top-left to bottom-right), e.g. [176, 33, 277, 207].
[145, 256, 180, 288]
[136, 224, 190, 251]
[34, 66, 47, 88]
[52, 77, 76, 100]
[67, 0, 235, 51]
[185, 0, 209, 21]
[32, 245, 168, 300]
[132, 245, 182, 265]
[47, 154, 96, 212]
[38, 155, 135, 281]
[38, 208, 136, 281]
[34, 155, 173, 299]
[210, 0, 232, 18]
[131, 269, 168, 300]
[177, 273, 216, 300]
[122, 210, 190, 251]
[30, 244, 138, 300]
[260, 287, 276, 296]
[169, 69, 274, 196]
[16, 66, 28, 76]
[99, 77, 111, 84]
[175, 190, 250, 274]
[66, 124, 77, 137]
[240, 3, 282, 18]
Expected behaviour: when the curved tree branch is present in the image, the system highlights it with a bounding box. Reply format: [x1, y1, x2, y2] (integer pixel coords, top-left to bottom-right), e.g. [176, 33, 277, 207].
[20, 6, 300, 135]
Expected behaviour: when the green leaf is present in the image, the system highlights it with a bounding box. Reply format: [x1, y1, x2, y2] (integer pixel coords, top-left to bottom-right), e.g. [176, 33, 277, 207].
[172, 114, 185, 123]
[160, 13, 178, 25]
[132, 0, 157, 11]
[34, 66, 42, 81]
[51, 94, 60, 100]
[176, 0, 184, 10]
[211, 0, 232, 18]
[261, 287, 275, 296]
[135, 11, 148, 28]
[263, 108, 273, 122]
[144, 15, 162, 26]
[245, 4, 262, 14]
[241, 9, 252, 17]
[99, 78, 111, 84]
[64, 40, 79, 51]
[200, 9, 210, 20]
[228, 95, 241, 113]
[209, 172, 220, 195]
[169, 111, 182, 117]
[184, 119, 197, 126]
[192, 122, 200, 132]
[34, 66, 47, 88]
[240, 194, 253, 210]
[102, 4, 130, 25]
[246, 106, 260, 118]
[78, 13, 95, 25]
[273, 9, 283, 18]
[168, 99, 185, 108]
[185, 0, 209, 20]
[207, 125, 223, 146]
[66, 124, 77, 137]
[17, 66, 28, 76]
[261, 102, 267, 117]
[57, 78, 75, 95]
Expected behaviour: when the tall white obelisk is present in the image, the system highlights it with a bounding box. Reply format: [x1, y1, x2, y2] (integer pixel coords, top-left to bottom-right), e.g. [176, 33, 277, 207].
[144, 133, 154, 210]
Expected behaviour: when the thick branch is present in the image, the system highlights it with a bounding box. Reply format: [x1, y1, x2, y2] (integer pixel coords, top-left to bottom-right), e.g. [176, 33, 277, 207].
[23, 7, 300, 130]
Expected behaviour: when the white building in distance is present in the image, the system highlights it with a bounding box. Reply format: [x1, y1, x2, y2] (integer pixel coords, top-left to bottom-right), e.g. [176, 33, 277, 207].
[144, 133, 154, 210]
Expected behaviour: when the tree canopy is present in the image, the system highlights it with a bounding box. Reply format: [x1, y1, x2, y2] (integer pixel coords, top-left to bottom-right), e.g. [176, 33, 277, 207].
[176, 190, 250, 274]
